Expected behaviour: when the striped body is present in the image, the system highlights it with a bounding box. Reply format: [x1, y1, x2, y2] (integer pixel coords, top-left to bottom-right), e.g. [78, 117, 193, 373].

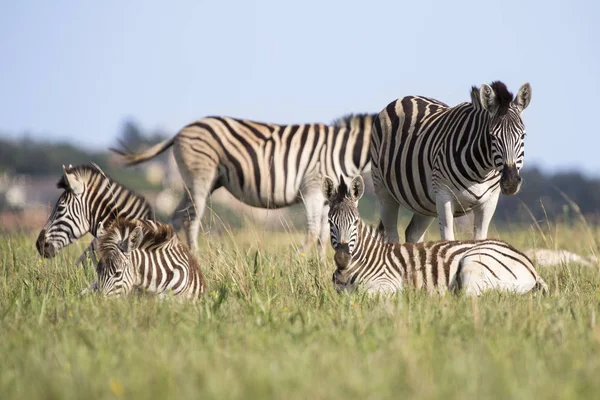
[113, 114, 375, 255]
[372, 98, 501, 216]
[323, 175, 546, 296]
[334, 223, 545, 295]
[371, 82, 531, 243]
[36, 164, 152, 266]
[97, 219, 205, 299]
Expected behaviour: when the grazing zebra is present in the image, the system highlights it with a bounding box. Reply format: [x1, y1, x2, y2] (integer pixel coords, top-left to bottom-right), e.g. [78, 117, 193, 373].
[95, 219, 205, 298]
[111, 114, 375, 257]
[322, 175, 547, 295]
[36, 164, 153, 267]
[371, 81, 532, 243]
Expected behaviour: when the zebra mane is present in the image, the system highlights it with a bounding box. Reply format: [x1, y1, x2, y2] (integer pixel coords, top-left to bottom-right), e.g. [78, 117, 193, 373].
[57, 163, 150, 213]
[490, 81, 514, 116]
[57, 164, 112, 190]
[470, 82, 514, 115]
[470, 86, 483, 110]
[331, 113, 377, 129]
[99, 219, 179, 256]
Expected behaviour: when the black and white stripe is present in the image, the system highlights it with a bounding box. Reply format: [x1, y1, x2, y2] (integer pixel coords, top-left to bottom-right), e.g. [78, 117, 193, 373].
[370, 82, 532, 242]
[96, 219, 205, 298]
[111, 114, 375, 255]
[323, 175, 547, 296]
[36, 164, 153, 266]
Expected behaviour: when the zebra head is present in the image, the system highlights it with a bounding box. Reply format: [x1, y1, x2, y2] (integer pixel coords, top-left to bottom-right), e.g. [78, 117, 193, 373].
[322, 175, 365, 257]
[36, 165, 91, 258]
[96, 220, 142, 296]
[479, 81, 532, 196]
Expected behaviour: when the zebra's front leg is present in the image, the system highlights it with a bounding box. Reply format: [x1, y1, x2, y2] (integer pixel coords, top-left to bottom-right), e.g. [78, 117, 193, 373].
[75, 239, 99, 268]
[436, 192, 455, 241]
[301, 190, 326, 257]
[375, 189, 400, 242]
[473, 190, 500, 240]
[317, 202, 330, 261]
[405, 214, 435, 243]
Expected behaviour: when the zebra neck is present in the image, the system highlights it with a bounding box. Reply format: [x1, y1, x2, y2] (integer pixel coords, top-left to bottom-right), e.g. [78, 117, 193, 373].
[347, 221, 387, 268]
[466, 110, 497, 174]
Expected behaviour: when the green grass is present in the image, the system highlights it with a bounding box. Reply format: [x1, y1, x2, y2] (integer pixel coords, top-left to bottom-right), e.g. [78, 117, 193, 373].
[2, 220, 600, 400]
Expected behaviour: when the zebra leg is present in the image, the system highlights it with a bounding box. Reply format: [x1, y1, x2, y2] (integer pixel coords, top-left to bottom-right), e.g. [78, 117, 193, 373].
[405, 214, 434, 243]
[317, 202, 330, 261]
[435, 193, 455, 240]
[75, 239, 99, 268]
[456, 254, 538, 296]
[171, 195, 192, 233]
[375, 189, 400, 242]
[301, 190, 326, 256]
[473, 191, 500, 240]
[175, 167, 219, 252]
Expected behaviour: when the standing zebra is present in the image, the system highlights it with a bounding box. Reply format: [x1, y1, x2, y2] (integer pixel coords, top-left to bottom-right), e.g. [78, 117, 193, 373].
[95, 219, 205, 298]
[36, 164, 153, 266]
[371, 81, 532, 242]
[111, 114, 375, 256]
[323, 175, 547, 295]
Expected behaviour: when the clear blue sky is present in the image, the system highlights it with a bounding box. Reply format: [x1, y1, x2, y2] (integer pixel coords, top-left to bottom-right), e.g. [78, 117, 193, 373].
[1, 0, 598, 173]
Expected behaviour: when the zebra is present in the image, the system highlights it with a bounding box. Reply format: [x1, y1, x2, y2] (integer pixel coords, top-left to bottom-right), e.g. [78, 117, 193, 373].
[322, 175, 547, 296]
[36, 164, 153, 267]
[370, 81, 532, 243]
[95, 218, 205, 298]
[111, 113, 376, 257]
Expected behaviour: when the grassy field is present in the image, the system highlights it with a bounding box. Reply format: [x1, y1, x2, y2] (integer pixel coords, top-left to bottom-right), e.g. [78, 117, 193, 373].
[2, 218, 600, 400]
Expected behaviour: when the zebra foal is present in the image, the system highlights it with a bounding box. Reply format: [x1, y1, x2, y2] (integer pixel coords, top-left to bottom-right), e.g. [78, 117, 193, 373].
[95, 219, 205, 298]
[36, 164, 153, 266]
[371, 81, 532, 243]
[323, 175, 547, 296]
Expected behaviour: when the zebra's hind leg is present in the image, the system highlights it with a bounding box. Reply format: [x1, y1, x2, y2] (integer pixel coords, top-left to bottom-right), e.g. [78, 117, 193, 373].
[405, 214, 434, 243]
[375, 189, 400, 242]
[175, 167, 219, 252]
[455, 254, 538, 296]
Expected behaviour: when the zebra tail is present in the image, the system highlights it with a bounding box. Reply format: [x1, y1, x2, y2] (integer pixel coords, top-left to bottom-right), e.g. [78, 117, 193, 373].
[110, 136, 176, 166]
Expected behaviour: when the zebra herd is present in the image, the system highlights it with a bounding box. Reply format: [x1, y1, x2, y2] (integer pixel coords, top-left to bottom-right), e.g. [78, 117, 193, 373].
[36, 81, 548, 297]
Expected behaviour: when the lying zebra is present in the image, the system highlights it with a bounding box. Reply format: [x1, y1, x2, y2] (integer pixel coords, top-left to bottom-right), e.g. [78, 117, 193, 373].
[36, 164, 153, 267]
[95, 219, 205, 298]
[322, 175, 547, 296]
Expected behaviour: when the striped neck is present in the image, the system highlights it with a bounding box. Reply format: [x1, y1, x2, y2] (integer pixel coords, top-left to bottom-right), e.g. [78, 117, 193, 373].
[335, 220, 402, 285]
[444, 104, 497, 177]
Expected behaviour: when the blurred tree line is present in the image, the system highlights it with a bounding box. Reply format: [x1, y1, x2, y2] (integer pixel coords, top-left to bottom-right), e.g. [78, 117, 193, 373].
[0, 119, 168, 192]
[1, 120, 599, 223]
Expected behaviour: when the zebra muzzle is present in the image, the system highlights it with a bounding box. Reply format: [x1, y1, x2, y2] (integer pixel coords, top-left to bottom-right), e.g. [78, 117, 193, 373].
[500, 164, 522, 196]
[36, 230, 57, 258]
[334, 243, 351, 269]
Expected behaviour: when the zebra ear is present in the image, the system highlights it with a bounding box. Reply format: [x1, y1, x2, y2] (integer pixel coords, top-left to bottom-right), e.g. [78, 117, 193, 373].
[479, 83, 498, 114]
[129, 225, 144, 251]
[96, 221, 106, 237]
[62, 165, 84, 195]
[119, 225, 143, 254]
[322, 176, 336, 201]
[349, 176, 364, 201]
[514, 82, 532, 112]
